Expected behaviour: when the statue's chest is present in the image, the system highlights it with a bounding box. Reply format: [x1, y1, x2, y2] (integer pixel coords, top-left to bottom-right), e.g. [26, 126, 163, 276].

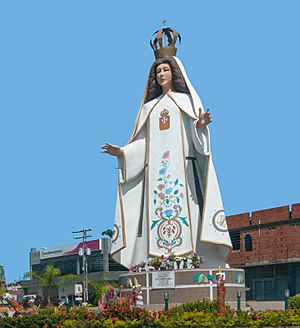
[150, 97, 180, 134]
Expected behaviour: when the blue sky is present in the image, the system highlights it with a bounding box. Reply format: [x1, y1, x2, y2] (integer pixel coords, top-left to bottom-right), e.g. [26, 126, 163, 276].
[1, 1, 299, 282]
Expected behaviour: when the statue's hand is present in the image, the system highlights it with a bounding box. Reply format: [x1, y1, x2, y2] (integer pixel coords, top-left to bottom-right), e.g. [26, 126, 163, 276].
[101, 143, 122, 157]
[197, 110, 212, 128]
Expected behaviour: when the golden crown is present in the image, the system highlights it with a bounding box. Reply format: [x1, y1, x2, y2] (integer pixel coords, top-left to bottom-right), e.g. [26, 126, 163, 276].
[150, 27, 181, 59]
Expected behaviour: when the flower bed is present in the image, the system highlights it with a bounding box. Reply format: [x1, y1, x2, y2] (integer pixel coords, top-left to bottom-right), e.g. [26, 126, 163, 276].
[1, 300, 300, 327]
[129, 252, 204, 273]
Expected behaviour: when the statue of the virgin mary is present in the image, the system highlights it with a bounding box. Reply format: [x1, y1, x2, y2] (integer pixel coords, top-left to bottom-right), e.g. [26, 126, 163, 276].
[102, 28, 232, 269]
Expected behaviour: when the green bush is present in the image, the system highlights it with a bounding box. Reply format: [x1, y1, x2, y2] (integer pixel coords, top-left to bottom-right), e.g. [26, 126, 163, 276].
[2, 300, 300, 327]
[289, 295, 300, 309]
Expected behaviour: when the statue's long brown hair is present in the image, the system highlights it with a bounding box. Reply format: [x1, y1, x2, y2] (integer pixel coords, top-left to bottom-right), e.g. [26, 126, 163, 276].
[145, 57, 190, 103]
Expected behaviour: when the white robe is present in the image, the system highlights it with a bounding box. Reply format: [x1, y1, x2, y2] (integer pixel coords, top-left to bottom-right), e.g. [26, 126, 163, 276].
[111, 58, 232, 268]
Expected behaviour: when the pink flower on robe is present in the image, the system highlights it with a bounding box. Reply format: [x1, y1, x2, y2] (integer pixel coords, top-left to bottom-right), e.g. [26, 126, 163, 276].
[162, 151, 170, 159]
[157, 184, 165, 191]
[158, 193, 165, 200]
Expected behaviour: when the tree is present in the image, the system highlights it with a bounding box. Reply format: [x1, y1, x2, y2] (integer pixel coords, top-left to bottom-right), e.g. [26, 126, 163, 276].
[29, 264, 77, 303]
[0, 286, 7, 297]
[88, 274, 112, 305]
[0, 265, 7, 297]
[101, 229, 114, 238]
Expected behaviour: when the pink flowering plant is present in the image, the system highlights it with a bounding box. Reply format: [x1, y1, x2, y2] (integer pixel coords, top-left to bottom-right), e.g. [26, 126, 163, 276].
[129, 261, 146, 272]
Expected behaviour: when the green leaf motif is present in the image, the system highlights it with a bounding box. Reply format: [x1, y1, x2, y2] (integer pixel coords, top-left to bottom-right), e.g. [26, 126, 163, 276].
[174, 179, 179, 186]
[154, 190, 157, 194]
[192, 273, 200, 283]
[157, 178, 163, 181]
[179, 217, 189, 227]
[176, 197, 180, 203]
[166, 198, 169, 205]
[180, 184, 184, 187]
[174, 190, 179, 195]
[151, 220, 160, 230]
[154, 199, 157, 205]
[198, 274, 204, 284]
[205, 274, 214, 282]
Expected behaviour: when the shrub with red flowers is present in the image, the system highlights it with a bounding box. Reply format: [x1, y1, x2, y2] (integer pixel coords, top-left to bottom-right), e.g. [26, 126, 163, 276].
[99, 300, 156, 323]
[2, 299, 300, 327]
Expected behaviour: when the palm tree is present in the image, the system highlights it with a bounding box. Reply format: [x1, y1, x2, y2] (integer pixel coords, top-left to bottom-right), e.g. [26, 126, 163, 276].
[88, 274, 112, 305]
[0, 286, 7, 297]
[29, 264, 77, 303]
[101, 229, 114, 238]
[0, 265, 7, 296]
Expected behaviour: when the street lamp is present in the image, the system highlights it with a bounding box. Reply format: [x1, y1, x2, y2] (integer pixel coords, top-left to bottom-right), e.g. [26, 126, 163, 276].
[73, 228, 92, 306]
[164, 292, 169, 311]
[237, 290, 241, 311]
[285, 289, 290, 310]
[79, 246, 91, 305]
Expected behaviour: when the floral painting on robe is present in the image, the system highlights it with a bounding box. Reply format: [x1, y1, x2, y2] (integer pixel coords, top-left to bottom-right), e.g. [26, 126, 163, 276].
[111, 57, 232, 268]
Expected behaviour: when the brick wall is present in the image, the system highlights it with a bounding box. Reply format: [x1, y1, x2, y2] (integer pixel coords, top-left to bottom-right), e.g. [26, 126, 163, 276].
[251, 206, 289, 225]
[227, 212, 250, 229]
[226, 203, 300, 266]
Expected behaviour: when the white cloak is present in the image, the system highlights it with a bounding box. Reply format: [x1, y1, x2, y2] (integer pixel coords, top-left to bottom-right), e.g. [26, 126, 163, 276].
[111, 57, 232, 268]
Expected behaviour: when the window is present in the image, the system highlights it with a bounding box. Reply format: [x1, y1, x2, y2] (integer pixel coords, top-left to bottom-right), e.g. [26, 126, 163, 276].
[244, 234, 253, 252]
[229, 230, 240, 250]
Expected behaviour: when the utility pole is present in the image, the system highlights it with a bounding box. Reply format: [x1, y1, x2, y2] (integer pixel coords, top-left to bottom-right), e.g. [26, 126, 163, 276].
[72, 228, 92, 305]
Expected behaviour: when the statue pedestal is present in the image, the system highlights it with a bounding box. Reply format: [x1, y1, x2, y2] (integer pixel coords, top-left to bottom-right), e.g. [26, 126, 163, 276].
[119, 268, 246, 310]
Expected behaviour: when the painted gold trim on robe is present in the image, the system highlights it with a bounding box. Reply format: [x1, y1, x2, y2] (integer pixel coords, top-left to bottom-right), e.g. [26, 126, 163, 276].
[129, 96, 162, 144]
[199, 157, 232, 249]
[120, 149, 127, 184]
[168, 93, 199, 120]
[147, 99, 193, 257]
[129, 93, 199, 145]
[110, 180, 127, 256]
[146, 117, 151, 257]
[179, 110, 194, 253]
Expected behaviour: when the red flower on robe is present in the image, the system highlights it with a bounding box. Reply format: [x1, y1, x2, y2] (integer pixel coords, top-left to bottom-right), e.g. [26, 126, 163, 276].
[158, 193, 165, 200]
[162, 150, 170, 159]
[157, 184, 165, 190]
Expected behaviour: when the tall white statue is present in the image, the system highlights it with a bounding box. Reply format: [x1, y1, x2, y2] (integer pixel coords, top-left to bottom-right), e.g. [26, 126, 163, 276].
[102, 28, 232, 269]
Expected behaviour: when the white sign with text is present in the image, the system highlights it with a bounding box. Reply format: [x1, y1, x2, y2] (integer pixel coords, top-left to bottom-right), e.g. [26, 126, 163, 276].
[152, 271, 175, 289]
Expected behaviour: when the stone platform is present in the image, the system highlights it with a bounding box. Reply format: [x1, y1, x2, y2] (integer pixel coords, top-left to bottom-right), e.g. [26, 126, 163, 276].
[119, 268, 246, 309]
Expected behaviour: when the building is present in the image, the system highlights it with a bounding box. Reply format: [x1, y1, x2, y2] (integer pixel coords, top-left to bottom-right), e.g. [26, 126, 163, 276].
[6, 281, 23, 303]
[21, 238, 128, 303]
[227, 203, 300, 301]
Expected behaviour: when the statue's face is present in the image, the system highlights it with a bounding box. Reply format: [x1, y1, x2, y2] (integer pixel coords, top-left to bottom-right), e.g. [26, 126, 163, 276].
[156, 63, 173, 90]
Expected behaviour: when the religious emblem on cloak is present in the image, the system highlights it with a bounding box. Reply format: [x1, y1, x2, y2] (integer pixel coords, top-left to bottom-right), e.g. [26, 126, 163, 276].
[112, 223, 120, 244]
[212, 210, 228, 233]
[159, 108, 170, 130]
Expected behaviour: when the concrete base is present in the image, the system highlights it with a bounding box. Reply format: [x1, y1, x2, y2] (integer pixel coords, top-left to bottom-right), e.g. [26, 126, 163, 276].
[247, 301, 285, 311]
[119, 268, 246, 309]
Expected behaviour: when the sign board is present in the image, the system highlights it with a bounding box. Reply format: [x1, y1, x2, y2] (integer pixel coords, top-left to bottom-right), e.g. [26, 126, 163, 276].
[152, 271, 175, 289]
[74, 284, 83, 297]
[40, 239, 101, 259]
